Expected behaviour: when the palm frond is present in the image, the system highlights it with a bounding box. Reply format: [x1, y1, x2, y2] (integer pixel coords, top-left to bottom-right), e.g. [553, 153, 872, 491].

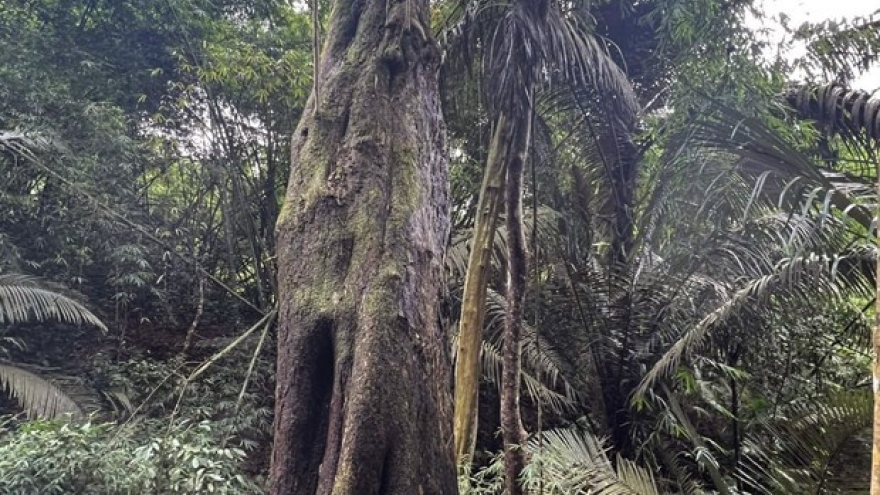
[538, 6, 640, 125]
[484, 287, 579, 408]
[439, 0, 638, 121]
[736, 390, 872, 494]
[794, 15, 880, 84]
[479, 338, 575, 414]
[0, 274, 107, 331]
[462, 427, 668, 494]
[0, 363, 83, 419]
[0, 129, 58, 158]
[676, 102, 874, 230]
[449, 296, 578, 414]
[786, 83, 880, 142]
[636, 249, 873, 398]
[523, 428, 664, 495]
[446, 205, 565, 281]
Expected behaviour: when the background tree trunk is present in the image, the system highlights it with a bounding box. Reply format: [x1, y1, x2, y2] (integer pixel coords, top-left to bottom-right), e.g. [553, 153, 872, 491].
[270, 1, 457, 493]
[501, 111, 532, 495]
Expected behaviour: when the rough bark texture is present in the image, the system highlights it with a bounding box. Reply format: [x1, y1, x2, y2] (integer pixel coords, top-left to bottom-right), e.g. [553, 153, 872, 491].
[270, 1, 456, 493]
[452, 115, 508, 467]
[501, 113, 531, 495]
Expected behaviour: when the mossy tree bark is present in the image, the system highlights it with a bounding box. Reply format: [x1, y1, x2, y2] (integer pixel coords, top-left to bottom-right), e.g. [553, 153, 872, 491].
[270, 1, 457, 493]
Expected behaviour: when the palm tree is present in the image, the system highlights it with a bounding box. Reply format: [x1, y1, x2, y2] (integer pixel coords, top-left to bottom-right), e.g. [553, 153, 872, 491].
[617, 93, 880, 491]
[466, 85, 877, 492]
[783, 83, 880, 493]
[439, 1, 638, 480]
[0, 274, 107, 419]
[737, 390, 873, 493]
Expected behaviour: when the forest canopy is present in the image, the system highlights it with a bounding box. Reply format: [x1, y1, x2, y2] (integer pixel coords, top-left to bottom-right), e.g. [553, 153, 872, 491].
[0, 0, 878, 493]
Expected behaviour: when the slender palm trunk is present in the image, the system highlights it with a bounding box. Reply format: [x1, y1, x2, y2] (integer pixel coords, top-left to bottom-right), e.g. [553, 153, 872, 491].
[453, 114, 509, 466]
[216, 170, 239, 289]
[501, 110, 532, 495]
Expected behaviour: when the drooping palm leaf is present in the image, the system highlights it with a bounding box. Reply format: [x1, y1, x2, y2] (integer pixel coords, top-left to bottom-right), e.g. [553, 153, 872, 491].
[522, 428, 665, 495]
[0, 363, 83, 419]
[676, 102, 874, 230]
[0, 274, 107, 330]
[483, 287, 578, 405]
[446, 205, 562, 281]
[0, 129, 59, 158]
[478, 339, 576, 414]
[736, 390, 872, 494]
[438, 0, 639, 122]
[0, 274, 106, 419]
[449, 290, 580, 413]
[461, 427, 669, 494]
[786, 83, 880, 143]
[794, 16, 880, 85]
[636, 248, 873, 397]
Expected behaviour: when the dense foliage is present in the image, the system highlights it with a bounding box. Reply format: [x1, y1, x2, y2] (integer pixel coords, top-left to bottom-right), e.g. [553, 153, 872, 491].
[0, 419, 260, 494]
[0, 0, 878, 493]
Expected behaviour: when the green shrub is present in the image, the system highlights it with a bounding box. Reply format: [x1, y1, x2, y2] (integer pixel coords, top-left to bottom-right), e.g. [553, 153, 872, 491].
[0, 418, 263, 494]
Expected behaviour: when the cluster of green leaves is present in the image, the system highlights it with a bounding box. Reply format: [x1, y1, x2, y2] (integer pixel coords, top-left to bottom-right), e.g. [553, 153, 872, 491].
[0, 267, 271, 491]
[0, 2, 304, 491]
[91, 343, 274, 454]
[0, 0, 313, 321]
[462, 427, 662, 495]
[0, 2, 162, 325]
[0, 419, 261, 494]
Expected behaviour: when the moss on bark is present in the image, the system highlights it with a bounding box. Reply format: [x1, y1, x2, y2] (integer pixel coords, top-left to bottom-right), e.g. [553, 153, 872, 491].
[270, 1, 456, 494]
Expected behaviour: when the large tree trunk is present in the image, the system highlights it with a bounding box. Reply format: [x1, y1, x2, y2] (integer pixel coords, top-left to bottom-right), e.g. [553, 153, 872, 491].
[270, 1, 457, 493]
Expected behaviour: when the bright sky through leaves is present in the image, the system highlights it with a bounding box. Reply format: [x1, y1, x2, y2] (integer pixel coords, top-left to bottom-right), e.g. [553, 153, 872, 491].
[752, 0, 879, 91]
